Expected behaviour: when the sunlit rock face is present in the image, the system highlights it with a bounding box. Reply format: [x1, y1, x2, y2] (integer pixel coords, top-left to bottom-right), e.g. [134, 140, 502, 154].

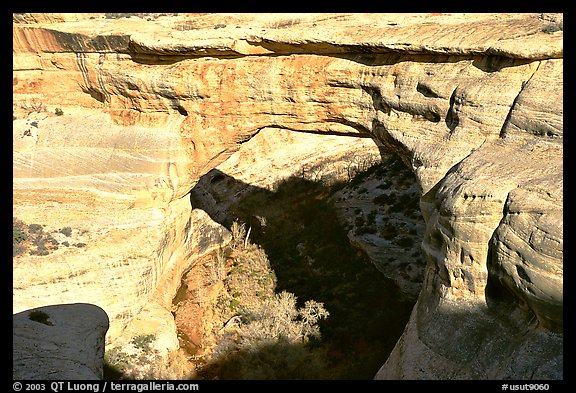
[13, 13, 562, 379]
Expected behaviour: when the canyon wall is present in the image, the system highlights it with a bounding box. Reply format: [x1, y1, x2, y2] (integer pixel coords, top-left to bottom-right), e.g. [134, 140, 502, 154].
[13, 13, 562, 379]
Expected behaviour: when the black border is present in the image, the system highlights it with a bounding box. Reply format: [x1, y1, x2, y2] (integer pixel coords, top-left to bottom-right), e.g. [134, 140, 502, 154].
[9, 5, 570, 389]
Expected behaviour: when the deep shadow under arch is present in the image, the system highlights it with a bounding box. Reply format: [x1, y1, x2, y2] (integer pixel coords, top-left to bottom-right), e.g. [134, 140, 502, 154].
[188, 153, 421, 379]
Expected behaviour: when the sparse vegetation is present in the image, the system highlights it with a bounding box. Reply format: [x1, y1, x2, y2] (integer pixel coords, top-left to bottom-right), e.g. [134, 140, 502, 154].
[13, 219, 27, 243]
[190, 225, 330, 380]
[104, 334, 188, 380]
[22, 99, 46, 115]
[59, 227, 72, 237]
[12, 217, 87, 257]
[30, 231, 59, 256]
[104, 347, 131, 377]
[132, 334, 156, 353]
[28, 310, 53, 326]
[107, 224, 329, 380]
[104, 13, 175, 20]
[104, 333, 191, 380]
[104, 13, 138, 19]
[203, 158, 417, 379]
[542, 24, 562, 33]
[13, 218, 28, 256]
[28, 223, 43, 234]
[208, 291, 329, 380]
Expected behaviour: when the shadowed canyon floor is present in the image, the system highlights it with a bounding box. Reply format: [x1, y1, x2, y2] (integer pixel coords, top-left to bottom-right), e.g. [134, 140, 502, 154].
[177, 163, 421, 379]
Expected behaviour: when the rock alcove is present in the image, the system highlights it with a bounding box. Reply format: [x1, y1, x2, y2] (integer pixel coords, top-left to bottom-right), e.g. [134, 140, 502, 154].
[169, 128, 425, 379]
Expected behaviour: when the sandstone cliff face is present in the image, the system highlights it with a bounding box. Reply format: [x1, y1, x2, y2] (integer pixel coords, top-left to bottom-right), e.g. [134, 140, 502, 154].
[13, 13, 562, 379]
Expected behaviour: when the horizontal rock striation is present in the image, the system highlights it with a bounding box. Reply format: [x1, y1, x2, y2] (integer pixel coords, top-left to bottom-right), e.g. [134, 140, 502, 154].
[13, 13, 562, 379]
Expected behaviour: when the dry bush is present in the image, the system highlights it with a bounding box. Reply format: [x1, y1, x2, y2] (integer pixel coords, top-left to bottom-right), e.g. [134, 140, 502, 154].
[230, 221, 247, 249]
[105, 335, 193, 380]
[208, 291, 329, 379]
[238, 291, 329, 346]
[193, 220, 329, 379]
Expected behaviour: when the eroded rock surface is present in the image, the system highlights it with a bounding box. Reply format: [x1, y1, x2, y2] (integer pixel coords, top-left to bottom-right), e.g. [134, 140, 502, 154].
[13, 13, 562, 379]
[13, 303, 109, 380]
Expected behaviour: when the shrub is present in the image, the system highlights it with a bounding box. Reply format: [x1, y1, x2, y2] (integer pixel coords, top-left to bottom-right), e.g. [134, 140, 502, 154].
[55, 108, 64, 116]
[230, 221, 247, 249]
[28, 310, 53, 326]
[104, 347, 131, 377]
[105, 13, 139, 19]
[218, 339, 325, 380]
[13, 243, 26, 257]
[366, 210, 377, 224]
[542, 24, 562, 33]
[13, 218, 28, 256]
[201, 225, 330, 379]
[105, 335, 191, 380]
[239, 291, 329, 345]
[211, 291, 329, 379]
[30, 248, 49, 256]
[59, 227, 72, 237]
[28, 223, 43, 234]
[29, 232, 58, 256]
[25, 99, 45, 114]
[132, 334, 156, 353]
[13, 226, 27, 244]
[356, 225, 377, 235]
[220, 239, 277, 315]
[397, 236, 415, 249]
[373, 192, 395, 206]
[381, 224, 399, 240]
